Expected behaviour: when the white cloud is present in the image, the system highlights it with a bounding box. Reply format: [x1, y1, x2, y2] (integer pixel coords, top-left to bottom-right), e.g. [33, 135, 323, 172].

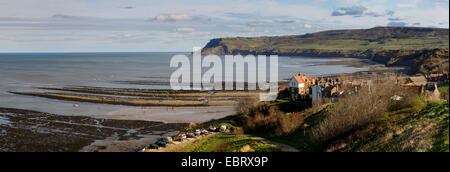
[245, 21, 269, 27]
[396, 0, 420, 8]
[175, 27, 196, 33]
[303, 24, 313, 29]
[241, 27, 256, 32]
[397, 3, 417, 8]
[154, 14, 192, 21]
[336, 0, 361, 6]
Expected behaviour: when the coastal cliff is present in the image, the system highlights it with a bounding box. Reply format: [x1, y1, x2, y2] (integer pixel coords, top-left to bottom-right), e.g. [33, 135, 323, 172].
[202, 27, 449, 74]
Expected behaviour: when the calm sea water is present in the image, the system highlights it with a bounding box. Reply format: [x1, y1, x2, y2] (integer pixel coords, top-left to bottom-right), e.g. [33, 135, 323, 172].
[0, 52, 368, 120]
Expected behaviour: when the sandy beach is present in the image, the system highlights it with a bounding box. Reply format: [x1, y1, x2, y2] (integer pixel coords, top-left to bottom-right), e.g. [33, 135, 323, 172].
[101, 106, 237, 123]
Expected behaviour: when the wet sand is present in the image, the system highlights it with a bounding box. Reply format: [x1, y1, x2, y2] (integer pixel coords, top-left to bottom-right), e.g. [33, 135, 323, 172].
[315, 58, 374, 68]
[33, 86, 265, 97]
[9, 86, 266, 107]
[0, 108, 188, 152]
[101, 106, 237, 123]
[315, 58, 406, 73]
[9, 91, 239, 106]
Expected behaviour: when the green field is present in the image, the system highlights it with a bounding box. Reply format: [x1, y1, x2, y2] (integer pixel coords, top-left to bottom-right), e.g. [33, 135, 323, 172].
[221, 37, 449, 51]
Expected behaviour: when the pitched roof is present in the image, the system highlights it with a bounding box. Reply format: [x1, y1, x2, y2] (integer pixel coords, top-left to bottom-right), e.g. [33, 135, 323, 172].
[408, 76, 427, 85]
[293, 75, 305, 83]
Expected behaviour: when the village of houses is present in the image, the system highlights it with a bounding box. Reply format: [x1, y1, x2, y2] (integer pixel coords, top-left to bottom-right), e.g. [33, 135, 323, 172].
[284, 72, 449, 107]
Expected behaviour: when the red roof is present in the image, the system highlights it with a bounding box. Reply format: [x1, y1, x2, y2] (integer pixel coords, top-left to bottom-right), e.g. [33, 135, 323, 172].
[279, 86, 289, 92]
[293, 75, 305, 83]
[403, 83, 418, 87]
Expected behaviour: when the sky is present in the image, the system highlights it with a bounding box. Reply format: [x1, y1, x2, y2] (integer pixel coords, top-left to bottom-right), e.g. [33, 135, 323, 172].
[0, 0, 448, 52]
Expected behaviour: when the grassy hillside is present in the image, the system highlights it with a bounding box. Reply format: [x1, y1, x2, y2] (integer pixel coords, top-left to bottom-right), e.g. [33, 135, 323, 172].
[331, 100, 448, 152]
[203, 27, 449, 54]
[219, 33, 448, 52]
[244, 100, 448, 152]
[202, 27, 449, 74]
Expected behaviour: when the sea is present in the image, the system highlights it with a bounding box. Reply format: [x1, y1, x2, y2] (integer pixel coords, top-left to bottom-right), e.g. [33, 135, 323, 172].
[0, 52, 369, 122]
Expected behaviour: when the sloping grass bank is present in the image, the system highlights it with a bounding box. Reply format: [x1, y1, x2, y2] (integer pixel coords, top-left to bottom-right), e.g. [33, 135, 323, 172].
[332, 100, 448, 152]
[250, 100, 449, 152]
[179, 134, 284, 152]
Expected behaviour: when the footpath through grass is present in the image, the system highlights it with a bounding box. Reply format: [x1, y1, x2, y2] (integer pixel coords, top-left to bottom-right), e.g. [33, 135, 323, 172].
[180, 134, 284, 152]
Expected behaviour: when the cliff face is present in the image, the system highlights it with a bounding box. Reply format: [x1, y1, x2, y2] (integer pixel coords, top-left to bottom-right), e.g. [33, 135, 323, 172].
[202, 27, 449, 74]
[202, 38, 228, 55]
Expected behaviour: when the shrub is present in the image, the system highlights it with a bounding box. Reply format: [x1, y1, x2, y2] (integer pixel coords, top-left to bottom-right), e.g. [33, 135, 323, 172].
[240, 101, 316, 136]
[237, 97, 259, 116]
[311, 79, 407, 143]
[242, 104, 279, 132]
[438, 86, 449, 101]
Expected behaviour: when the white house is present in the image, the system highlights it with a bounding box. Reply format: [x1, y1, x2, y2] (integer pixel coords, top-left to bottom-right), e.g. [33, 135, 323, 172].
[289, 75, 304, 101]
[289, 75, 305, 88]
[289, 74, 315, 100]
